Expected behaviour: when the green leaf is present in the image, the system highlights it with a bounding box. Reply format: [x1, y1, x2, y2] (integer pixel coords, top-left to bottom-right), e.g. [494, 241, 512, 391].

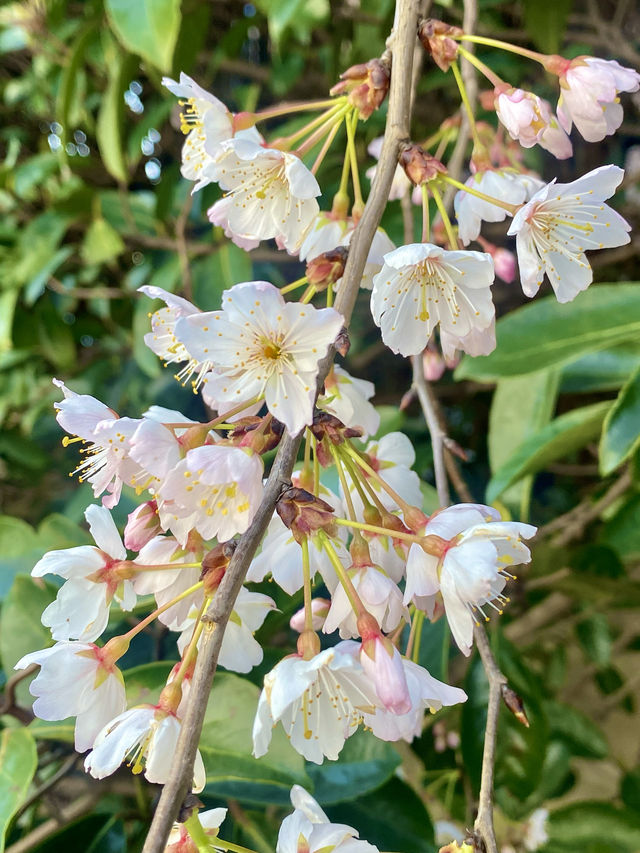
[522, 0, 572, 54]
[545, 700, 608, 758]
[96, 45, 136, 184]
[81, 218, 125, 265]
[191, 244, 253, 310]
[456, 284, 640, 381]
[55, 22, 97, 163]
[0, 728, 37, 851]
[601, 493, 640, 559]
[37, 306, 76, 371]
[105, 0, 182, 72]
[460, 655, 488, 796]
[12, 153, 59, 200]
[0, 520, 41, 598]
[0, 291, 18, 353]
[326, 777, 435, 852]
[547, 802, 640, 850]
[488, 369, 559, 516]
[560, 344, 640, 393]
[199, 672, 310, 805]
[306, 729, 401, 805]
[486, 401, 611, 503]
[576, 614, 611, 667]
[132, 297, 162, 378]
[599, 365, 640, 474]
[254, 0, 329, 48]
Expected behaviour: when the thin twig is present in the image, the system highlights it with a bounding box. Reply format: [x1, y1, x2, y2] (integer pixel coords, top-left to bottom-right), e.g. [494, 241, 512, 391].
[141, 4, 419, 849]
[412, 356, 450, 505]
[47, 276, 125, 301]
[472, 624, 506, 853]
[13, 753, 80, 820]
[0, 664, 37, 725]
[6, 793, 98, 853]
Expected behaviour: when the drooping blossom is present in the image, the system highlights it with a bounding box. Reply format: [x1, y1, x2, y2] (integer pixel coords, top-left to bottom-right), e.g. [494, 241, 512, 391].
[276, 785, 380, 853]
[174, 281, 344, 435]
[319, 365, 380, 439]
[440, 318, 496, 362]
[252, 643, 379, 763]
[454, 169, 544, 246]
[323, 562, 408, 639]
[32, 504, 135, 643]
[204, 137, 320, 253]
[53, 380, 143, 509]
[177, 586, 276, 673]
[370, 243, 495, 358]
[163, 73, 261, 191]
[358, 632, 411, 715]
[494, 87, 572, 159]
[507, 165, 631, 302]
[362, 656, 467, 742]
[165, 808, 228, 853]
[15, 641, 127, 751]
[555, 57, 640, 142]
[157, 444, 264, 545]
[85, 704, 206, 790]
[403, 503, 536, 655]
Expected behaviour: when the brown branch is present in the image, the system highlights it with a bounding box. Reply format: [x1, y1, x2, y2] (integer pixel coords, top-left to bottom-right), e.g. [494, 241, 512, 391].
[141, 4, 420, 850]
[0, 664, 37, 725]
[47, 277, 125, 301]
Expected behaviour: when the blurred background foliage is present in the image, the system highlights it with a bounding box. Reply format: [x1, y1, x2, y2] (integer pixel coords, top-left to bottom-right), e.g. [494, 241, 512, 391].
[1, 0, 640, 851]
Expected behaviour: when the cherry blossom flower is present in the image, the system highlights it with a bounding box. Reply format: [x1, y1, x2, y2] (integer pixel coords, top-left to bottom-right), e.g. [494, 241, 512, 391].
[15, 641, 127, 751]
[370, 243, 495, 358]
[157, 444, 264, 545]
[494, 87, 572, 159]
[174, 281, 344, 435]
[124, 501, 161, 551]
[53, 380, 143, 509]
[403, 503, 536, 655]
[204, 137, 320, 253]
[323, 562, 408, 639]
[85, 704, 206, 790]
[319, 365, 380, 439]
[165, 808, 228, 853]
[454, 169, 544, 246]
[277, 785, 380, 853]
[555, 57, 640, 142]
[440, 318, 496, 362]
[507, 165, 631, 302]
[359, 633, 411, 715]
[32, 504, 135, 643]
[252, 642, 379, 763]
[163, 73, 261, 191]
[177, 586, 276, 673]
[362, 657, 467, 742]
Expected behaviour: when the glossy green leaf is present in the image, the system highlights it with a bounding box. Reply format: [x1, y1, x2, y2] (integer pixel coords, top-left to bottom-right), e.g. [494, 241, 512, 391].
[81, 218, 125, 266]
[576, 614, 611, 667]
[96, 46, 135, 184]
[0, 728, 37, 851]
[488, 369, 559, 516]
[254, 0, 329, 48]
[486, 401, 611, 503]
[12, 153, 58, 200]
[191, 244, 253, 310]
[547, 801, 640, 850]
[600, 493, 640, 558]
[456, 284, 640, 381]
[599, 366, 640, 474]
[560, 344, 640, 393]
[306, 728, 401, 805]
[545, 701, 608, 758]
[105, 0, 182, 71]
[326, 776, 435, 853]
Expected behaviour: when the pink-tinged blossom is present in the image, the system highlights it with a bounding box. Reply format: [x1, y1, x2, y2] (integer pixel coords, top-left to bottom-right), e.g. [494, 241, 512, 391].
[323, 563, 408, 640]
[32, 504, 135, 643]
[85, 704, 206, 790]
[403, 503, 536, 655]
[138, 286, 211, 389]
[204, 137, 320, 253]
[174, 281, 344, 436]
[163, 72, 261, 191]
[507, 165, 631, 303]
[15, 642, 127, 752]
[367, 534, 408, 585]
[277, 785, 380, 853]
[556, 57, 640, 143]
[362, 657, 467, 742]
[165, 808, 228, 853]
[359, 635, 411, 715]
[157, 444, 264, 545]
[178, 586, 276, 673]
[440, 318, 497, 362]
[53, 380, 143, 509]
[124, 501, 162, 551]
[290, 598, 331, 632]
[454, 169, 544, 246]
[252, 643, 379, 763]
[494, 87, 572, 159]
[319, 365, 380, 439]
[370, 243, 496, 358]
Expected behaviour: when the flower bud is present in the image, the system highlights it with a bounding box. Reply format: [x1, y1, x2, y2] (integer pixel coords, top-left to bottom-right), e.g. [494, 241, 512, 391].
[418, 19, 462, 72]
[124, 500, 161, 551]
[290, 599, 331, 632]
[422, 343, 446, 382]
[334, 326, 351, 358]
[276, 486, 337, 544]
[305, 246, 349, 291]
[330, 58, 391, 119]
[200, 540, 236, 595]
[399, 144, 447, 185]
[227, 415, 284, 454]
[359, 633, 411, 715]
[309, 412, 363, 466]
[501, 684, 530, 727]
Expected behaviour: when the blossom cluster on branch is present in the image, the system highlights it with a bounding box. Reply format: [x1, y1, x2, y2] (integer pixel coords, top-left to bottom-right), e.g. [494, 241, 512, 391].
[19, 15, 639, 852]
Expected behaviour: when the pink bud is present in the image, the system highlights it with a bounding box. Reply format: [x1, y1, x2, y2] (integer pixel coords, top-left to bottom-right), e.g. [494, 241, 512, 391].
[289, 599, 331, 633]
[124, 500, 161, 550]
[360, 635, 411, 715]
[476, 236, 517, 284]
[422, 344, 446, 382]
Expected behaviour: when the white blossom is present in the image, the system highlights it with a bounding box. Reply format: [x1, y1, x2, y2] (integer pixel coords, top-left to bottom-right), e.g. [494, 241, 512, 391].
[319, 365, 380, 439]
[323, 563, 408, 639]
